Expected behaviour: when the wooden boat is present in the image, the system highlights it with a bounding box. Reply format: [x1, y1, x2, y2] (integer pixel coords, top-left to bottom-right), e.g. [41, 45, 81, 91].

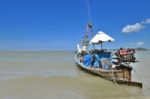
[75, 53, 142, 88]
[74, 23, 142, 88]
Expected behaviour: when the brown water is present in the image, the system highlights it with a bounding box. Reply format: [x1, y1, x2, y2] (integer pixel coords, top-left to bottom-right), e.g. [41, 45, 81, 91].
[0, 51, 149, 99]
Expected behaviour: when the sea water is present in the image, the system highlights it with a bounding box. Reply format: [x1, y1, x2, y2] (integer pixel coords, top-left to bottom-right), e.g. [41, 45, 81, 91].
[0, 51, 149, 99]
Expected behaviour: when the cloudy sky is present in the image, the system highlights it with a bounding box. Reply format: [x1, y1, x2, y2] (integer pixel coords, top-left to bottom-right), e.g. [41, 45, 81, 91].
[0, 0, 150, 50]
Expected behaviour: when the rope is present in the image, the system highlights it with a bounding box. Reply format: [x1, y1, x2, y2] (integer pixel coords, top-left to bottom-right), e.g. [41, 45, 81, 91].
[111, 67, 130, 94]
[111, 68, 119, 87]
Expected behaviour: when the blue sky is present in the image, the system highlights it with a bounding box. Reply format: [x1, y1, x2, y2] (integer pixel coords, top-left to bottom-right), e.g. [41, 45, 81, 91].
[0, 0, 150, 50]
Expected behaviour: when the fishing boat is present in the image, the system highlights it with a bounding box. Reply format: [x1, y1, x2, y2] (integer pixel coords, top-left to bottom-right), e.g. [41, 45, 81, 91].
[74, 23, 142, 88]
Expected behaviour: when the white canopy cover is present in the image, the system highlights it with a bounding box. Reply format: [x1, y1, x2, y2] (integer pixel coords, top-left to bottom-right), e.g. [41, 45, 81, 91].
[90, 31, 114, 44]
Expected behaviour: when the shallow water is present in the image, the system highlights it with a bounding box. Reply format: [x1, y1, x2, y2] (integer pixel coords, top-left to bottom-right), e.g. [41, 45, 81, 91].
[0, 51, 150, 99]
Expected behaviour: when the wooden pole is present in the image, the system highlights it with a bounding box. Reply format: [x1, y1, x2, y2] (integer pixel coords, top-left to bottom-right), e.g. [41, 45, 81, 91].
[101, 41, 103, 49]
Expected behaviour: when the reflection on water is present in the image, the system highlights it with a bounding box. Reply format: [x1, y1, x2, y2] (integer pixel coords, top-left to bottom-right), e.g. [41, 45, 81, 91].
[0, 51, 150, 99]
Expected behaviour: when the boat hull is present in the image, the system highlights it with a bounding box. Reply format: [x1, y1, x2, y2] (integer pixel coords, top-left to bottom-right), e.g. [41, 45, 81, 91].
[75, 55, 142, 88]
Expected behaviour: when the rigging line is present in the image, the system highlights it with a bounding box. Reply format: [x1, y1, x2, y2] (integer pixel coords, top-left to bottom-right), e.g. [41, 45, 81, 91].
[111, 68, 119, 87]
[133, 67, 150, 91]
[111, 67, 129, 94]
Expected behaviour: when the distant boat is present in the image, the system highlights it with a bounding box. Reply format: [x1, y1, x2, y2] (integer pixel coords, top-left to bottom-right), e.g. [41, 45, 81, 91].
[74, 23, 142, 88]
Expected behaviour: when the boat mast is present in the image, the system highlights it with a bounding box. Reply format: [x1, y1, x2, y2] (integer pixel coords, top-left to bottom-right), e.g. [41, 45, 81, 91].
[86, 0, 94, 38]
[82, 0, 95, 48]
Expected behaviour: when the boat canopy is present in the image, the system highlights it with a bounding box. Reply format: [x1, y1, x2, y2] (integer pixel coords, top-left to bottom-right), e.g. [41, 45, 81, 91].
[90, 31, 114, 44]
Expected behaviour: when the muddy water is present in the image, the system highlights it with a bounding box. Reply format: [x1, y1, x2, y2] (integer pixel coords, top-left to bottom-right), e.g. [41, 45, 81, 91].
[0, 51, 149, 99]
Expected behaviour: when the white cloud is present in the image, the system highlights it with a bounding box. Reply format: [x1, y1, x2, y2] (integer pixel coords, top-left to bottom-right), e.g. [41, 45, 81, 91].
[144, 18, 150, 24]
[129, 41, 144, 47]
[136, 41, 144, 46]
[141, 18, 150, 24]
[122, 23, 144, 33]
[122, 18, 150, 33]
[129, 42, 134, 45]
